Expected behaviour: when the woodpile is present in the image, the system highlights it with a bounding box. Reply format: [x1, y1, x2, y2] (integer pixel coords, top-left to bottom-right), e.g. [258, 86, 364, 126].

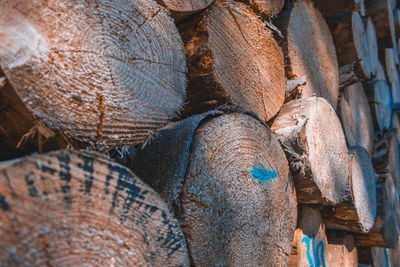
[0, 0, 399, 265]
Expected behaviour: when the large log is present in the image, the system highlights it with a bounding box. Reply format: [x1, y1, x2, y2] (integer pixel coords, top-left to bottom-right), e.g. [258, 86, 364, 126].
[288, 207, 328, 267]
[122, 110, 298, 266]
[244, 0, 285, 17]
[181, 1, 285, 121]
[371, 247, 397, 267]
[339, 82, 375, 156]
[363, 79, 393, 131]
[356, 174, 400, 248]
[271, 97, 349, 205]
[385, 48, 400, 104]
[0, 150, 189, 265]
[274, 0, 340, 108]
[0, 0, 186, 150]
[322, 146, 377, 233]
[326, 10, 374, 79]
[326, 231, 358, 267]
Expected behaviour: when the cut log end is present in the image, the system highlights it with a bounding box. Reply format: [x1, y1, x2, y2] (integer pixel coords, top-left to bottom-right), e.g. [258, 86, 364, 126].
[0, 0, 187, 149]
[271, 97, 349, 205]
[247, 0, 285, 17]
[0, 150, 189, 266]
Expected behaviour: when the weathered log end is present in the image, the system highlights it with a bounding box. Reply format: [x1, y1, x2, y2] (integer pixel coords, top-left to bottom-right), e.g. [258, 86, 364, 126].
[0, 150, 189, 266]
[326, 231, 358, 267]
[271, 97, 349, 205]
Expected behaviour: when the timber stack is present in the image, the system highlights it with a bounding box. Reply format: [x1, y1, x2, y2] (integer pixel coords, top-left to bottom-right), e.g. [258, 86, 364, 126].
[0, 0, 399, 265]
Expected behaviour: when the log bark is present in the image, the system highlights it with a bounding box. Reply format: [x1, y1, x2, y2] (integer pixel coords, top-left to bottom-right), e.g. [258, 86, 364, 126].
[363, 79, 393, 131]
[0, 149, 189, 266]
[313, 0, 365, 17]
[274, 0, 340, 108]
[322, 146, 377, 233]
[385, 48, 400, 104]
[181, 1, 285, 121]
[0, 0, 187, 150]
[288, 207, 328, 267]
[326, 10, 374, 79]
[123, 110, 298, 266]
[244, 0, 285, 17]
[339, 82, 375, 156]
[326, 232, 358, 267]
[356, 174, 400, 248]
[271, 97, 349, 205]
[160, 0, 213, 20]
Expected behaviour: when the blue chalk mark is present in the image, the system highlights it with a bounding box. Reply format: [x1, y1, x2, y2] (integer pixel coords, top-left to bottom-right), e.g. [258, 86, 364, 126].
[301, 234, 326, 267]
[251, 166, 277, 185]
[384, 248, 391, 267]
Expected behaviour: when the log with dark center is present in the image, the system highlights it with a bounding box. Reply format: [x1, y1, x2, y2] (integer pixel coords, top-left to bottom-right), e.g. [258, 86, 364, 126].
[338, 82, 375, 156]
[123, 111, 298, 266]
[288, 206, 328, 267]
[0, 0, 187, 150]
[271, 97, 349, 205]
[323, 146, 377, 233]
[181, 0, 285, 121]
[0, 150, 189, 266]
[274, 0, 340, 108]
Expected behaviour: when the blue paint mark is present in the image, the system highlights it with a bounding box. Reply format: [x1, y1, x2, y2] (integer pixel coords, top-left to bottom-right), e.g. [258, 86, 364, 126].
[384, 248, 391, 267]
[301, 234, 326, 267]
[251, 166, 277, 185]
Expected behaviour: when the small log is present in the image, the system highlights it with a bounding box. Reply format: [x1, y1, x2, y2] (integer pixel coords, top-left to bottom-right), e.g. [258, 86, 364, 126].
[377, 59, 388, 81]
[385, 48, 400, 104]
[326, 10, 374, 79]
[371, 247, 396, 267]
[393, 112, 400, 142]
[339, 82, 375, 156]
[274, 0, 340, 108]
[323, 146, 377, 233]
[0, 0, 187, 150]
[0, 150, 189, 266]
[313, 0, 365, 17]
[388, 133, 400, 191]
[367, 17, 380, 77]
[271, 97, 349, 205]
[363, 79, 393, 131]
[181, 1, 285, 121]
[325, 231, 358, 267]
[160, 0, 213, 20]
[288, 207, 328, 267]
[356, 174, 400, 248]
[123, 111, 298, 266]
[244, 0, 285, 17]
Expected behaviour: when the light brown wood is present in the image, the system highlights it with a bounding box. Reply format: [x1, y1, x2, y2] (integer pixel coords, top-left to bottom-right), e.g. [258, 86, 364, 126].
[0, 150, 189, 266]
[356, 174, 400, 248]
[181, 0, 285, 121]
[363, 79, 393, 131]
[124, 111, 298, 266]
[326, 10, 374, 79]
[339, 82, 375, 156]
[385, 48, 400, 104]
[326, 232, 358, 267]
[160, 0, 213, 21]
[274, 0, 340, 108]
[271, 97, 349, 205]
[367, 17, 379, 77]
[288, 207, 328, 267]
[323, 146, 377, 233]
[0, 0, 187, 150]
[244, 0, 285, 17]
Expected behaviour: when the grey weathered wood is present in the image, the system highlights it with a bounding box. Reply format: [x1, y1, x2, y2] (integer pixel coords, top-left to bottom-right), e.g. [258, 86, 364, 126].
[0, 0, 187, 150]
[271, 97, 349, 205]
[123, 110, 298, 266]
[0, 150, 189, 266]
[385, 48, 400, 104]
[160, 0, 213, 21]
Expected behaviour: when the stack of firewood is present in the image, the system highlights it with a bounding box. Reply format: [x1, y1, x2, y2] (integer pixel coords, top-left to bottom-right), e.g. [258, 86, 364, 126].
[0, 0, 399, 266]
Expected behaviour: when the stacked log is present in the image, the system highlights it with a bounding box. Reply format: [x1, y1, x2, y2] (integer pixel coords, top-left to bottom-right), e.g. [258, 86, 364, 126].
[0, 150, 189, 265]
[123, 111, 298, 266]
[0, 0, 399, 265]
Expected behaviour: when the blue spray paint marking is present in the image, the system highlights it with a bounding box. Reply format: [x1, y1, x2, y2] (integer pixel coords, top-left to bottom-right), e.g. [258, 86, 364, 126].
[251, 166, 277, 185]
[384, 248, 391, 267]
[301, 234, 326, 267]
